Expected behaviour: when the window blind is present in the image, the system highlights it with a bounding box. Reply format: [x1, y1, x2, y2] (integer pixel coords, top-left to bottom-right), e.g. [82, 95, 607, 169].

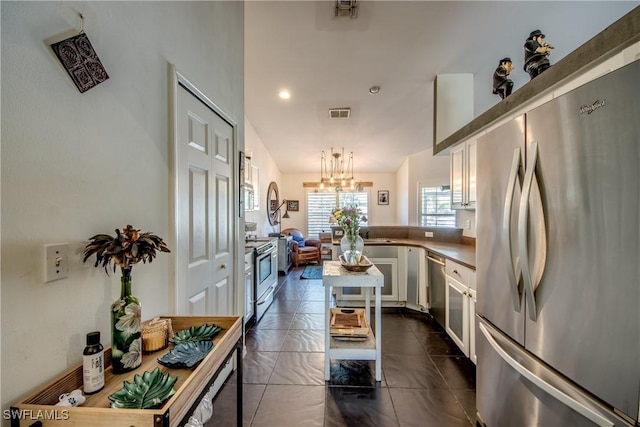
[419, 186, 456, 227]
[307, 191, 369, 238]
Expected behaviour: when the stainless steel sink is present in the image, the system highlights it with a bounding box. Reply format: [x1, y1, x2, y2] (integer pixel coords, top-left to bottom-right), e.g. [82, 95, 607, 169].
[364, 238, 395, 243]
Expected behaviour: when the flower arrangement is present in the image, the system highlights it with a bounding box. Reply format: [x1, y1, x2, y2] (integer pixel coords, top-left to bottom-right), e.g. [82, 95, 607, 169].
[332, 206, 363, 240]
[332, 206, 366, 264]
[83, 225, 170, 373]
[83, 224, 170, 279]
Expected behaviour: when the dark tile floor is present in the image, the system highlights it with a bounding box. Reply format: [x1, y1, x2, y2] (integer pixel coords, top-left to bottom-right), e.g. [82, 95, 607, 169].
[206, 266, 476, 426]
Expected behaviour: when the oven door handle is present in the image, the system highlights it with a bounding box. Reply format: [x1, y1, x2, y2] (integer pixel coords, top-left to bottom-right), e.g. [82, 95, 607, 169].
[256, 286, 275, 305]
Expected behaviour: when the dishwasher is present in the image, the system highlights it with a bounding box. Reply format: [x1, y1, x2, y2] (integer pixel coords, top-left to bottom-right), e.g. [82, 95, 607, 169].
[426, 252, 446, 328]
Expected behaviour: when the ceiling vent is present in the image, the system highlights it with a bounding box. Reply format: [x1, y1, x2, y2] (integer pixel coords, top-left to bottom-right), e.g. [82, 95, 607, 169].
[329, 108, 351, 119]
[335, 0, 358, 18]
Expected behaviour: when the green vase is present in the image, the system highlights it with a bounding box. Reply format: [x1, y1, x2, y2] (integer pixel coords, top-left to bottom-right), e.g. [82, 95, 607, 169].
[110, 273, 142, 374]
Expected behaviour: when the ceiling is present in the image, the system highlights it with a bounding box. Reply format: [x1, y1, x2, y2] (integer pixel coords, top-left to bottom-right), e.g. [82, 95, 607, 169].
[244, 1, 637, 175]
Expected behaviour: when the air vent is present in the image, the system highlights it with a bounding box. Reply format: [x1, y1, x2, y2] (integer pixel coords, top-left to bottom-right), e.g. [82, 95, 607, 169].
[335, 0, 358, 18]
[329, 108, 351, 119]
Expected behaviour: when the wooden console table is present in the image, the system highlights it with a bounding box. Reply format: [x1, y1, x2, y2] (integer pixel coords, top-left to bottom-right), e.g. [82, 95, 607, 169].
[322, 261, 384, 382]
[11, 316, 242, 427]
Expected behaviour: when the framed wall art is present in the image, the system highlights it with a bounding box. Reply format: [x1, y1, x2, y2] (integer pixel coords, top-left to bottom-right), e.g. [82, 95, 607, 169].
[287, 200, 299, 212]
[378, 190, 389, 205]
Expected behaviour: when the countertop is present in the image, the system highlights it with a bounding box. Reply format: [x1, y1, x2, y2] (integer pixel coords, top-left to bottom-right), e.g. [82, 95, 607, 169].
[333, 238, 476, 270]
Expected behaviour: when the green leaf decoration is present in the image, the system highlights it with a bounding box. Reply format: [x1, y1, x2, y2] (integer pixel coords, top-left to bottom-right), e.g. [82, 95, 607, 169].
[157, 341, 214, 369]
[108, 368, 177, 409]
[170, 324, 222, 344]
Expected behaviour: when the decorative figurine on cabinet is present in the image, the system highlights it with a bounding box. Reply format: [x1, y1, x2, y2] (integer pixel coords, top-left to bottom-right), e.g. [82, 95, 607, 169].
[492, 57, 514, 99]
[524, 29, 554, 79]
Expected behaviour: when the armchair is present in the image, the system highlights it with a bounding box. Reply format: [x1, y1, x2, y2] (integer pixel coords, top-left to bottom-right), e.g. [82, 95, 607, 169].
[281, 228, 322, 267]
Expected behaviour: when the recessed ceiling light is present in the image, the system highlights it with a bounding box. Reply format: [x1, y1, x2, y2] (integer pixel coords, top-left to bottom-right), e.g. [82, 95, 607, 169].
[279, 90, 291, 99]
[368, 85, 381, 95]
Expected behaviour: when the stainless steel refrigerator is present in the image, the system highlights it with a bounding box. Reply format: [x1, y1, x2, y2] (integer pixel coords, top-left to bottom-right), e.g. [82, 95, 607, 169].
[476, 60, 639, 426]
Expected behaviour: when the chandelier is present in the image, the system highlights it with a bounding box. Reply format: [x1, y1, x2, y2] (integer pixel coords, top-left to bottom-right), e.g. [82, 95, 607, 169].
[319, 147, 356, 191]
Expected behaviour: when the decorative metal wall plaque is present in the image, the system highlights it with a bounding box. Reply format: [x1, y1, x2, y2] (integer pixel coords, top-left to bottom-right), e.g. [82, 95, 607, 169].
[51, 32, 109, 93]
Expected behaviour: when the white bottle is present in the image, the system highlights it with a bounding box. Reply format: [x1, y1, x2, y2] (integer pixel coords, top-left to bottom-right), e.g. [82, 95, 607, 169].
[83, 331, 104, 394]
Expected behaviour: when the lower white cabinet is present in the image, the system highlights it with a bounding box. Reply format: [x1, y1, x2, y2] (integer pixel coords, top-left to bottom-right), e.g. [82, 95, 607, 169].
[244, 251, 254, 325]
[335, 246, 399, 305]
[445, 260, 477, 364]
[405, 247, 427, 311]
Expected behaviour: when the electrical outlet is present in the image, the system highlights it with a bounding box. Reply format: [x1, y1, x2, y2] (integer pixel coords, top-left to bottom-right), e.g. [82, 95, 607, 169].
[44, 243, 69, 283]
[466, 219, 472, 229]
[424, 231, 434, 238]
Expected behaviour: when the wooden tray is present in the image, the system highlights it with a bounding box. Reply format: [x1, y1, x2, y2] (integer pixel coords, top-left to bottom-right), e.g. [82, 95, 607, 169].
[330, 308, 369, 338]
[339, 254, 373, 272]
[11, 316, 242, 427]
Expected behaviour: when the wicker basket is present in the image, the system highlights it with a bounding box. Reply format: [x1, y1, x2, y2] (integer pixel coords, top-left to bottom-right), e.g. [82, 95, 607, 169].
[142, 317, 173, 353]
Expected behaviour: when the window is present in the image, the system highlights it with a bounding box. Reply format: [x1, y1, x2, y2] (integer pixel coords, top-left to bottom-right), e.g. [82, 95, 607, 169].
[419, 186, 456, 227]
[307, 191, 369, 238]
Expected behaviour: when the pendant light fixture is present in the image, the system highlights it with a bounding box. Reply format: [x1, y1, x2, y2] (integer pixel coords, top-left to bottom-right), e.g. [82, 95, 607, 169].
[319, 147, 356, 192]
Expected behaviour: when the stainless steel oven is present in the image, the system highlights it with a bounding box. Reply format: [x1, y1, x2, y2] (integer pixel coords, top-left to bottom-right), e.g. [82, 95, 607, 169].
[253, 239, 278, 323]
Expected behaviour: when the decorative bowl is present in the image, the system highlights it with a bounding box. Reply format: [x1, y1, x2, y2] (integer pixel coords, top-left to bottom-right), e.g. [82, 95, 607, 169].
[158, 341, 214, 369]
[108, 368, 177, 409]
[339, 254, 373, 272]
[170, 324, 222, 344]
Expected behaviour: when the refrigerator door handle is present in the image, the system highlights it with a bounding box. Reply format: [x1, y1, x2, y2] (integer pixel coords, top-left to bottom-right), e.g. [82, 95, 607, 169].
[503, 147, 523, 312]
[479, 322, 615, 427]
[518, 140, 547, 321]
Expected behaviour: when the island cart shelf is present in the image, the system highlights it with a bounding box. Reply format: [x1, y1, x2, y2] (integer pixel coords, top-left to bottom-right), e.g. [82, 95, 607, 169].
[322, 261, 384, 382]
[11, 315, 242, 427]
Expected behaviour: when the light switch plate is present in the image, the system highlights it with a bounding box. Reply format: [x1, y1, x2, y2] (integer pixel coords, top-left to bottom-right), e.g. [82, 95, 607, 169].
[425, 231, 434, 238]
[44, 243, 69, 283]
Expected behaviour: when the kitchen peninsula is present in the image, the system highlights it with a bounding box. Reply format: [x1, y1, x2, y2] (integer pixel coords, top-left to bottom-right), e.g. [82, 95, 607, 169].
[331, 226, 475, 268]
[330, 225, 477, 360]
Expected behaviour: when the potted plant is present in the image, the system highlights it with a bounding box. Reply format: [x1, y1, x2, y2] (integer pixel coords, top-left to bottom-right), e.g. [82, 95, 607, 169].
[83, 225, 170, 374]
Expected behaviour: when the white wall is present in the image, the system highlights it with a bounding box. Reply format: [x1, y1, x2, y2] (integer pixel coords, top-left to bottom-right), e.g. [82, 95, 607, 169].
[244, 117, 282, 237]
[0, 1, 243, 416]
[275, 172, 397, 235]
[406, 147, 451, 225]
[396, 157, 410, 225]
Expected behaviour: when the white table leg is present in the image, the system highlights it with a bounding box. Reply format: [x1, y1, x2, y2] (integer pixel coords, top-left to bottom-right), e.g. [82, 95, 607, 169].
[325, 284, 331, 381]
[364, 287, 371, 324]
[375, 285, 381, 382]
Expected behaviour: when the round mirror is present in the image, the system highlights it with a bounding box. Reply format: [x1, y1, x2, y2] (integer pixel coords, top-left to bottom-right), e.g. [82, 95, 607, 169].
[267, 181, 279, 226]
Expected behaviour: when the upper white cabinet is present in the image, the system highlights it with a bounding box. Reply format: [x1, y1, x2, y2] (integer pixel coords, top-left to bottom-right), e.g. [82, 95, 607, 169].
[450, 138, 476, 210]
[244, 163, 259, 211]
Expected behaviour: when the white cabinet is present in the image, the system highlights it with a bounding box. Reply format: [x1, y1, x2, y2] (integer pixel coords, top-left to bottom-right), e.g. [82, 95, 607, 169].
[405, 247, 427, 311]
[335, 245, 398, 305]
[450, 138, 476, 210]
[244, 251, 254, 325]
[277, 236, 292, 274]
[445, 259, 477, 363]
[244, 163, 259, 211]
